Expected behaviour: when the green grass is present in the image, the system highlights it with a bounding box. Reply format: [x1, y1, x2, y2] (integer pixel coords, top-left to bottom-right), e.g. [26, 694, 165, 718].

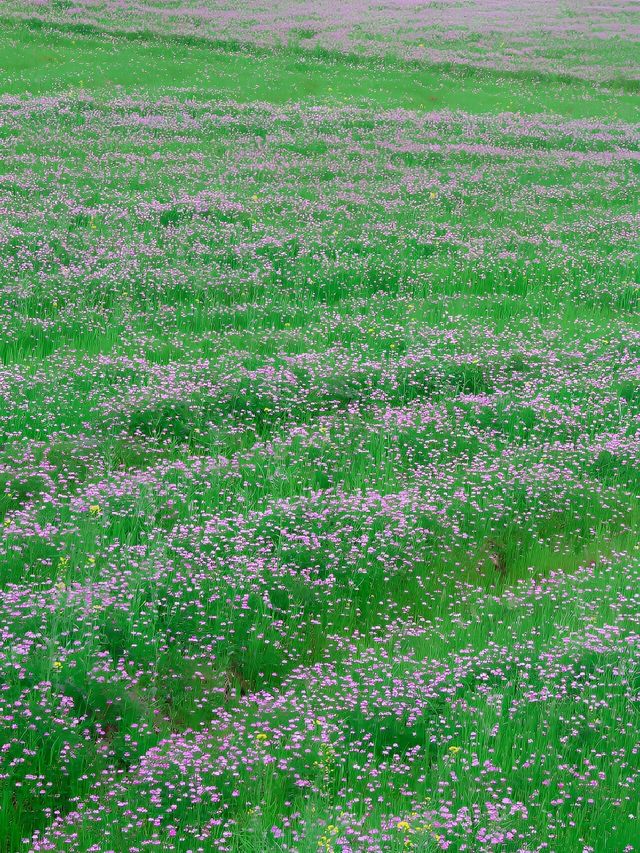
[0, 10, 639, 853]
[1, 21, 638, 117]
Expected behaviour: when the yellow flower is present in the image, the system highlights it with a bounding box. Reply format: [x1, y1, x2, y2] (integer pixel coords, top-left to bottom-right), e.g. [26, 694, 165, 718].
[255, 733, 268, 742]
[448, 745, 461, 754]
[397, 821, 411, 832]
[89, 504, 101, 516]
[53, 661, 62, 669]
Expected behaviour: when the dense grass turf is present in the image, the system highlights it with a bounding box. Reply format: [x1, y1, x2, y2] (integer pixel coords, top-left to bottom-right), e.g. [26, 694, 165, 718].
[0, 4, 639, 852]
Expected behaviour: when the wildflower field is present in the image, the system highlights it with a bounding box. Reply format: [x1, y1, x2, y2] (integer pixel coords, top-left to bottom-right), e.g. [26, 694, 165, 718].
[1, 2, 639, 851]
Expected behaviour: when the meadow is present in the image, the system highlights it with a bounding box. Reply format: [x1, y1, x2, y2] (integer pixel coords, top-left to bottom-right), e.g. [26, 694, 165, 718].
[0, 1, 639, 851]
